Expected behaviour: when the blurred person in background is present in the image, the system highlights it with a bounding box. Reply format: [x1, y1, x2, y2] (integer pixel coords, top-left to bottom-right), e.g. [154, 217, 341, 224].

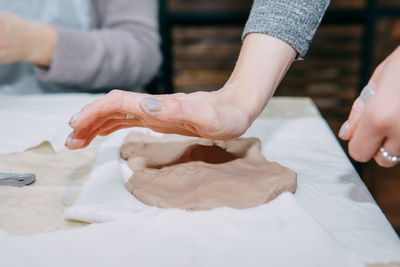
[0, 0, 161, 94]
[64, 0, 400, 169]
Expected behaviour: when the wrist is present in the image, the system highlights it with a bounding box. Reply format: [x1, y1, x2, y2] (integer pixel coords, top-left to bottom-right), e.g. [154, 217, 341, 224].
[26, 21, 56, 67]
[222, 33, 296, 121]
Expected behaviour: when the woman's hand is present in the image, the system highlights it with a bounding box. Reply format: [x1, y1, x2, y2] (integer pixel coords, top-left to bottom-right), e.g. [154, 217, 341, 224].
[339, 46, 400, 167]
[65, 87, 255, 149]
[0, 12, 56, 66]
[65, 34, 296, 150]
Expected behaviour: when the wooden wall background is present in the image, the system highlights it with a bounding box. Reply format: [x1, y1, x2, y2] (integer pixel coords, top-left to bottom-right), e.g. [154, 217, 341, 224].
[167, 0, 400, 232]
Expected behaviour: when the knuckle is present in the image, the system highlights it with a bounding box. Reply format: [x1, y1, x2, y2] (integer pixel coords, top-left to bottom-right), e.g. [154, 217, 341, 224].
[373, 63, 384, 76]
[364, 107, 392, 131]
[108, 89, 122, 98]
[103, 89, 124, 109]
[350, 97, 363, 114]
[80, 102, 95, 116]
[348, 146, 369, 163]
[163, 98, 183, 120]
[89, 101, 105, 117]
[173, 92, 186, 98]
[203, 105, 221, 132]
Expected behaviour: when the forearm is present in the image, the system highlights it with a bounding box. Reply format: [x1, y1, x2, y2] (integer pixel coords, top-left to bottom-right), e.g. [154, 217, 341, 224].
[35, 0, 161, 90]
[223, 0, 329, 123]
[35, 27, 161, 90]
[0, 12, 56, 66]
[223, 33, 296, 121]
[26, 21, 56, 67]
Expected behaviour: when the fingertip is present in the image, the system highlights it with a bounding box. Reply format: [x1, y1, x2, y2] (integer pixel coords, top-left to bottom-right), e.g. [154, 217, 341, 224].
[65, 136, 87, 150]
[338, 121, 349, 140]
[64, 131, 74, 149]
[348, 146, 370, 163]
[68, 112, 79, 128]
[340, 98, 366, 141]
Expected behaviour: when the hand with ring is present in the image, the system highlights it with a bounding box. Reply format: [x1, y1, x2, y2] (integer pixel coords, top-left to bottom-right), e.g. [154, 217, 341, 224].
[339, 45, 400, 167]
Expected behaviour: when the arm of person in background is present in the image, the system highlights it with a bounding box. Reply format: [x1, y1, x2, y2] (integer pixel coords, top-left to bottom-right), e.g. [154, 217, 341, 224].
[0, 0, 161, 90]
[339, 46, 400, 168]
[0, 12, 56, 66]
[65, 0, 330, 149]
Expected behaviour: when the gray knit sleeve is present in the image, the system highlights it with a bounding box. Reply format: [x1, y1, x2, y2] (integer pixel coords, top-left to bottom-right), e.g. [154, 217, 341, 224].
[243, 0, 330, 58]
[35, 0, 161, 91]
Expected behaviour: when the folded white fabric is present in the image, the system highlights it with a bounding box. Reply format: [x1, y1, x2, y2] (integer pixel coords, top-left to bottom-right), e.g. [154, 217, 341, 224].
[2, 191, 364, 267]
[0, 94, 101, 153]
[65, 118, 400, 265]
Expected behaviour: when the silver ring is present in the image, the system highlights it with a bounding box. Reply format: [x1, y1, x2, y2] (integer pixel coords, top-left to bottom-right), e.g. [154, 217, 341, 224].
[360, 84, 375, 103]
[125, 114, 135, 119]
[380, 147, 400, 162]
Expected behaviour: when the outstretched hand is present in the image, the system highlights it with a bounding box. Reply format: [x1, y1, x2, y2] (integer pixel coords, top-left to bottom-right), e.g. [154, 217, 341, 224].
[65, 87, 254, 150]
[65, 34, 296, 150]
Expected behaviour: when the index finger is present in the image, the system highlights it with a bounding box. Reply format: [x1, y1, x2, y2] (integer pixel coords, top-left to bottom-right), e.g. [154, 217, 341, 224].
[65, 90, 150, 149]
[348, 97, 386, 162]
[71, 90, 146, 128]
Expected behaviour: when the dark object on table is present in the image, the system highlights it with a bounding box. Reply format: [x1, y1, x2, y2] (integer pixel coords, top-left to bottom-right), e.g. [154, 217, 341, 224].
[0, 173, 36, 187]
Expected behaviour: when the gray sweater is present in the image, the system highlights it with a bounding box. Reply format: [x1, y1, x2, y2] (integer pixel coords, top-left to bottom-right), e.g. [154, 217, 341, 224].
[35, 0, 161, 92]
[243, 0, 331, 58]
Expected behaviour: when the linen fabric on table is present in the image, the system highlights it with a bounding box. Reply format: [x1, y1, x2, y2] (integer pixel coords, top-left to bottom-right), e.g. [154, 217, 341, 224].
[1, 95, 399, 266]
[64, 118, 400, 265]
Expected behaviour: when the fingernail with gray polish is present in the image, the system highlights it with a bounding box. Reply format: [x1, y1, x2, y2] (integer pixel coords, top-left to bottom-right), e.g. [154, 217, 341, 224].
[338, 121, 348, 138]
[65, 131, 74, 147]
[142, 98, 162, 112]
[69, 113, 79, 126]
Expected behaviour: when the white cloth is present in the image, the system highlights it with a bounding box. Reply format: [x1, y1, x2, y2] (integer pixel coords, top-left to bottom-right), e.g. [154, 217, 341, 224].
[0, 94, 101, 153]
[64, 118, 400, 265]
[1, 191, 364, 267]
[1, 94, 399, 266]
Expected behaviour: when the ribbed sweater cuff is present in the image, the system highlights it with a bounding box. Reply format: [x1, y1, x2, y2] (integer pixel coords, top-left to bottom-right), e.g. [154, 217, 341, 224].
[242, 0, 330, 59]
[35, 27, 96, 85]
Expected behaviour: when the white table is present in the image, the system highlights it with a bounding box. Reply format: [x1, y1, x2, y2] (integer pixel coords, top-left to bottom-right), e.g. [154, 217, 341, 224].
[0, 94, 399, 267]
